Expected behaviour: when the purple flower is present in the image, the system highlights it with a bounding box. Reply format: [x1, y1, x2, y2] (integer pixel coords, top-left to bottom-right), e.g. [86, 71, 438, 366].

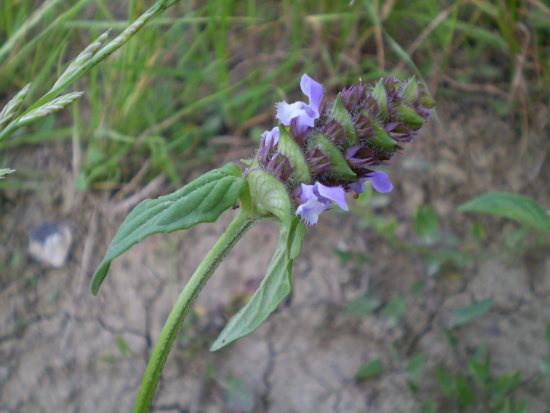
[295, 182, 348, 226]
[261, 126, 280, 147]
[276, 74, 323, 134]
[349, 171, 393, 194]
[258, 126, 280, 161]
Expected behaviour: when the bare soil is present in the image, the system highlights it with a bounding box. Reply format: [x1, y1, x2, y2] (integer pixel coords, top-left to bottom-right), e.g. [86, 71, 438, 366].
[1, 101, 550, 413]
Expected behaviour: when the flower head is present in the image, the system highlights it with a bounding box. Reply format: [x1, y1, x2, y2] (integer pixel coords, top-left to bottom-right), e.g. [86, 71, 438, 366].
[253, 73, 433, 225]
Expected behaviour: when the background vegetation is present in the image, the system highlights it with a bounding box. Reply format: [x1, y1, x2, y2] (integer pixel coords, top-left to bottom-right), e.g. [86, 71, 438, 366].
[2, 0, 548, 190]
[1, 1, 549, 412]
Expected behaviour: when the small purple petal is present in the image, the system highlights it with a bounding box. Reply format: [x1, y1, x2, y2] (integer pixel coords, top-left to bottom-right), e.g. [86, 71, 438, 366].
[296, 182, 349, 225]
[349, 179, 366, 193]
[349, 172, 393, 194]
[300, 74, 323, 115]
[276, 74, 324, 132]
[297, 183, 315, 204]
[368, 171, 393, 193]
[276, 101, 316, 130]
[261, 126, 280, 147]
[294, 106, 316, 129]
[276, 101, 299, 126]
[315, 182, 348, 211]
[296, 197, 329, 226]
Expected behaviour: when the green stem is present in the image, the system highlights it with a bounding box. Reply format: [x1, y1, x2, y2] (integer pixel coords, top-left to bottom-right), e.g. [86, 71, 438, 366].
[132, 210, 256, 413]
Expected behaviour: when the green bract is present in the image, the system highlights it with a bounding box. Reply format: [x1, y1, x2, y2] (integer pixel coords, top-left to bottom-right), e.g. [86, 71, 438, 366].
[329, 95, 357, 144]
[395, 103, 424, 129]
[402, 76, 419, 104]
[372, 79, 388, 118]
[310, 133, 356, 180]
[277, 125, 311, 184]
[247, 168, 292, 226]
[370, 119, 397, 151]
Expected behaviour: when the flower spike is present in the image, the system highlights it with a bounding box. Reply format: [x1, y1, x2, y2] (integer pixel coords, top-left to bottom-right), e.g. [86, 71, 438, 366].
[255, 73, 433, 224]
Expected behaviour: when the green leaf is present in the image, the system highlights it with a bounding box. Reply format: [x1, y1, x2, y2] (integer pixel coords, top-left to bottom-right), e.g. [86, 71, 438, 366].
[449, 299, 493, 328]
[471, 221, 487, 241]
[247, 169, 292, 227]
[99, 354, 118, 365]
[539, 359, 550, 376]
[210, 218, 305, 351]
[444, 328, 459, 349]
[414, 205, 440, 245]
[91, 163, 244, 295]
[468, 352, 491, 386]
[381, 294, 406, 327]
[455, 375, 475, 408]
[329, 95, 357, 144]
[424, 248, 468, 277]
[407, 352, 426, 381]
[513, 400, 527, 413]
[116, 336, 132, 356]
[221, 376, 256, 413]
[311, 133, 356, 180]
[277, 125, 311, 184]
[435, 364, 455, 398]
[491, 372, 522, 402]
[459, 192, 550, 231]
[289, 219, 306, 260]
[354, 357, 384, 382]
[345, 292, 381, 316]
[421, 399, 437, 413]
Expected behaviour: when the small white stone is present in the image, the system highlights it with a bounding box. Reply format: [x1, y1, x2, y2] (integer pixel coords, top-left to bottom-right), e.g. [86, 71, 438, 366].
[28, 223, 73, 268]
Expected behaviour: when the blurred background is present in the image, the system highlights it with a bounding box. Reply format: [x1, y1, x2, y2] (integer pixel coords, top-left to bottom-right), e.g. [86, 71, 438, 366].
[1, 1, 550, 412]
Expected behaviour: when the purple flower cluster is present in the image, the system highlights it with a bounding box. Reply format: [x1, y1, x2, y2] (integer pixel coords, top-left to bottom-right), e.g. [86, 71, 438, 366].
[256, 74, 433, 225]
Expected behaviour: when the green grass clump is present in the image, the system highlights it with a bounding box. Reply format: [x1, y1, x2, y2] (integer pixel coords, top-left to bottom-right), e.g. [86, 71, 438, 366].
[1, 0, 549, 191]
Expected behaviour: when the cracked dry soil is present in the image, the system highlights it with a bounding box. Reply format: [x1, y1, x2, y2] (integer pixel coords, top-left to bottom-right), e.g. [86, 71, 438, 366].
[1, 102, 550, 412]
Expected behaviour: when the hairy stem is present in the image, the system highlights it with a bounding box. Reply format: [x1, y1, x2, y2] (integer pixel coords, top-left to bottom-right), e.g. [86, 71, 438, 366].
[132, 210, 256, 413]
